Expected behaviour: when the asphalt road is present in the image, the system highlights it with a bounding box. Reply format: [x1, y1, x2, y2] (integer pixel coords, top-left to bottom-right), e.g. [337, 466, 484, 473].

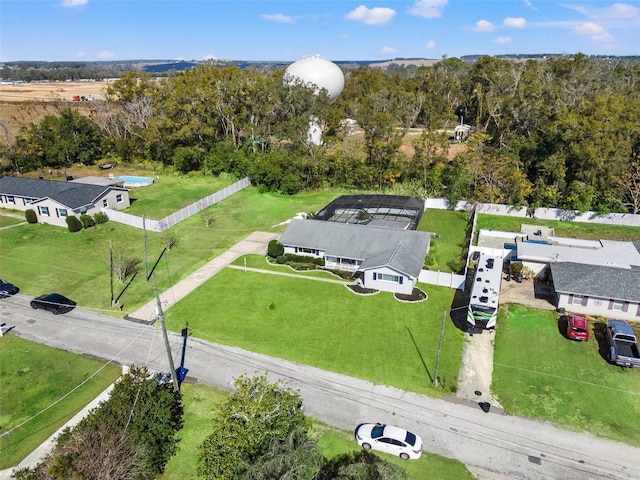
[2, 294, 640, 480]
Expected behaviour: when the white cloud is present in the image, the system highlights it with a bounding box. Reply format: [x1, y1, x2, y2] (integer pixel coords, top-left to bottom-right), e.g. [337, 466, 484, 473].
[504, 17, 527, 29]
[202, 54, 217, 60]
[75, 51, 87, 58]
[592, 2, 639, 20]
[473, 20, 495, 32]
[573, 22, 615, 44]
[426, 40, 436, 49]
[346, 5, 396, 25]
[493, 36, 513, 44]
[573, 22, 607, 36]
[382, 45, 396, 54]
[97, 50, 114, 59]
[61, 0, 87, 7]
[409, 0, 448, 19]
[261, 13, 294, 24]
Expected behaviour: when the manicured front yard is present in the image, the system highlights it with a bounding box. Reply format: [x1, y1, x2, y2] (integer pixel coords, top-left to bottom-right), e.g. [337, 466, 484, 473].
[492, 304, 640, 446]
[0, 187, 346, 313]
[165, 265, 465, 397]
[0, 336, 121, 469]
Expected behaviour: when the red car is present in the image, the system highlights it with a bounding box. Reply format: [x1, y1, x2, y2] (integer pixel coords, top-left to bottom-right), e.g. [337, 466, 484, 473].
[567, 314, 589, 341]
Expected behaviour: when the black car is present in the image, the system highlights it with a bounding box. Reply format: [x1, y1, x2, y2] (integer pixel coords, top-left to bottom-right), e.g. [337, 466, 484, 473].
[30, 293, 76, 315]
[0, 279, 19, 297]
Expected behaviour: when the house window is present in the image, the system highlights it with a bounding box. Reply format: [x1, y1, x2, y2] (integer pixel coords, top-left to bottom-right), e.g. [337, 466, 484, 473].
[298, 247, 316, 255]
[572, 295, 584, 305]
[116, 194, 123, 203]
[56, 208, 68, 218]
[340, 258, 358, 265]
[378, 273, 400, 283]
[612, 300, 624, 311]
[7, 196, 15, 204]
[38, 206, 50, 216]
[103, 199, 109, 208]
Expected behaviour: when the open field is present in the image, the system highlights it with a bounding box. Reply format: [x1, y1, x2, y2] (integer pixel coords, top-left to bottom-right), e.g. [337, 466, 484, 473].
[0, 336, 121, 469]
[0, 81, 109, 103]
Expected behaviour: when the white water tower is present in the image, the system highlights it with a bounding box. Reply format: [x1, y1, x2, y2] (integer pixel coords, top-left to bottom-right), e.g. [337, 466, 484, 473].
[283, 55, 345, 145]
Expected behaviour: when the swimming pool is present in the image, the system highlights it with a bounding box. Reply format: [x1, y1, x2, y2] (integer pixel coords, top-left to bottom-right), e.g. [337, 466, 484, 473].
[115, 175, 154, 188]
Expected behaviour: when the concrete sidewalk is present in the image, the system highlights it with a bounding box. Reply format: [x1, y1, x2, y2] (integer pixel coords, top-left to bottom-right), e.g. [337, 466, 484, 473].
[0, 367, 128, 480]
[127, 231, 279, 322]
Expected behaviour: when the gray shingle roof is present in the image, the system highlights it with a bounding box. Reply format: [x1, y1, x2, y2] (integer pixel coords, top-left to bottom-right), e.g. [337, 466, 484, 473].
[279, 219, 431, 276]
[550, 262, 640, 302]
[359, 242, 426, 278]
[0, 176, 125, 210]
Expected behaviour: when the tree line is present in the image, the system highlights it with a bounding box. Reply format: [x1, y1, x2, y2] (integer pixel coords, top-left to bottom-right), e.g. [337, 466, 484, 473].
[2, 54, 639, 213]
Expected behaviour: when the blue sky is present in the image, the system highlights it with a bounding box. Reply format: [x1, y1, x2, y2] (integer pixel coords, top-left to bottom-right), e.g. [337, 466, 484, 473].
[2, 1, 639, 62]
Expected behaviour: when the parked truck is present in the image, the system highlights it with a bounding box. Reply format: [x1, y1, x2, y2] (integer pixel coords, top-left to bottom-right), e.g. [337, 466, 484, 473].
[605, 319, 640, 368]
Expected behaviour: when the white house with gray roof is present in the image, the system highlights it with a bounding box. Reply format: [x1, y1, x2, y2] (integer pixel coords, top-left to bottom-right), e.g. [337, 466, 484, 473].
[550, 262, 640, 322]
[0, 176, 130, 227]
[278, 219, 431, 295]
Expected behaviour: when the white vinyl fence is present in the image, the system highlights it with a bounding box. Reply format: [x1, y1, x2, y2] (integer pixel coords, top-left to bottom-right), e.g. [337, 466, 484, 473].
[533, 207, 640, 226]
[418, 270, 466, 289]
[103, 177, 251, 232]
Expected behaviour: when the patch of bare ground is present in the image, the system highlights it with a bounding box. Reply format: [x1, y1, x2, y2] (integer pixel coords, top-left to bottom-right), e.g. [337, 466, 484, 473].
[394, 287, 428, 303]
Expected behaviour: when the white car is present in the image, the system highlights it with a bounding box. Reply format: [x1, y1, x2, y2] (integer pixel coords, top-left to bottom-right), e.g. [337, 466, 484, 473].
[354, 423, 423, 460]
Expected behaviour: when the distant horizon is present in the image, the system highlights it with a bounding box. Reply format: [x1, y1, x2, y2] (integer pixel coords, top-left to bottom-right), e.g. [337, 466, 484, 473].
[4, 51, 638, 66]
[2, 1, 639, 63]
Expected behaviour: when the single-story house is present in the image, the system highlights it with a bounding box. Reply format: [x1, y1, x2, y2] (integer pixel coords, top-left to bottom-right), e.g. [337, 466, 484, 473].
[278, 219, 431, 295]
[0, 176, 130, 227]
[550, 262, 640, 322]
[516, 237, 640, 276]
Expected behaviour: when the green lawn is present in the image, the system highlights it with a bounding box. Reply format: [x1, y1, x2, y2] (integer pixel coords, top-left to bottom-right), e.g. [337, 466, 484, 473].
[161, 383, 474, 480]
[492, 305, 640, 446]
[165, 267, 465, 397]
[0, 187, 345, 314]
[477, 214, 640, 241]
[419, 209, 470, 272]
[0, 336, 121, 469]
[0, 215, 25, 228]
[123, 173, 236, 219]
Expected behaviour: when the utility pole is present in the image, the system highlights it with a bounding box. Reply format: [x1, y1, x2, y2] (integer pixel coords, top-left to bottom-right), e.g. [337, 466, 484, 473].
[153, 286, 179, 392]
[434, 308, 447, 388]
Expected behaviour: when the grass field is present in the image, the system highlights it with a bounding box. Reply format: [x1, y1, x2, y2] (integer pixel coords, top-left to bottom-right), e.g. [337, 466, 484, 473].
[493, 304, 640, 446]
[165, 266, 465, 397]
[160, 383, 474, 480]
[0, 186, 345, 314]
[0, 336, 121, 469]
[123, 173, 236, 219]
[419, 209, 470, 272]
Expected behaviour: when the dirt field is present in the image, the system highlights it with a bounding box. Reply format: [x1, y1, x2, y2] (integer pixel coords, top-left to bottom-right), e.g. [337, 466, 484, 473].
[0, 81, 109, 103]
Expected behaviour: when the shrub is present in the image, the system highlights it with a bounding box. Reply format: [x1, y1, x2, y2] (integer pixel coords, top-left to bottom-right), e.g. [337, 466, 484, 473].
[267, 240, 285, 258]
[66, 216, 82, 232]
[25, 209, 37, 224]
[80, 214, 95, 229]
[94, 212, 109, 224]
